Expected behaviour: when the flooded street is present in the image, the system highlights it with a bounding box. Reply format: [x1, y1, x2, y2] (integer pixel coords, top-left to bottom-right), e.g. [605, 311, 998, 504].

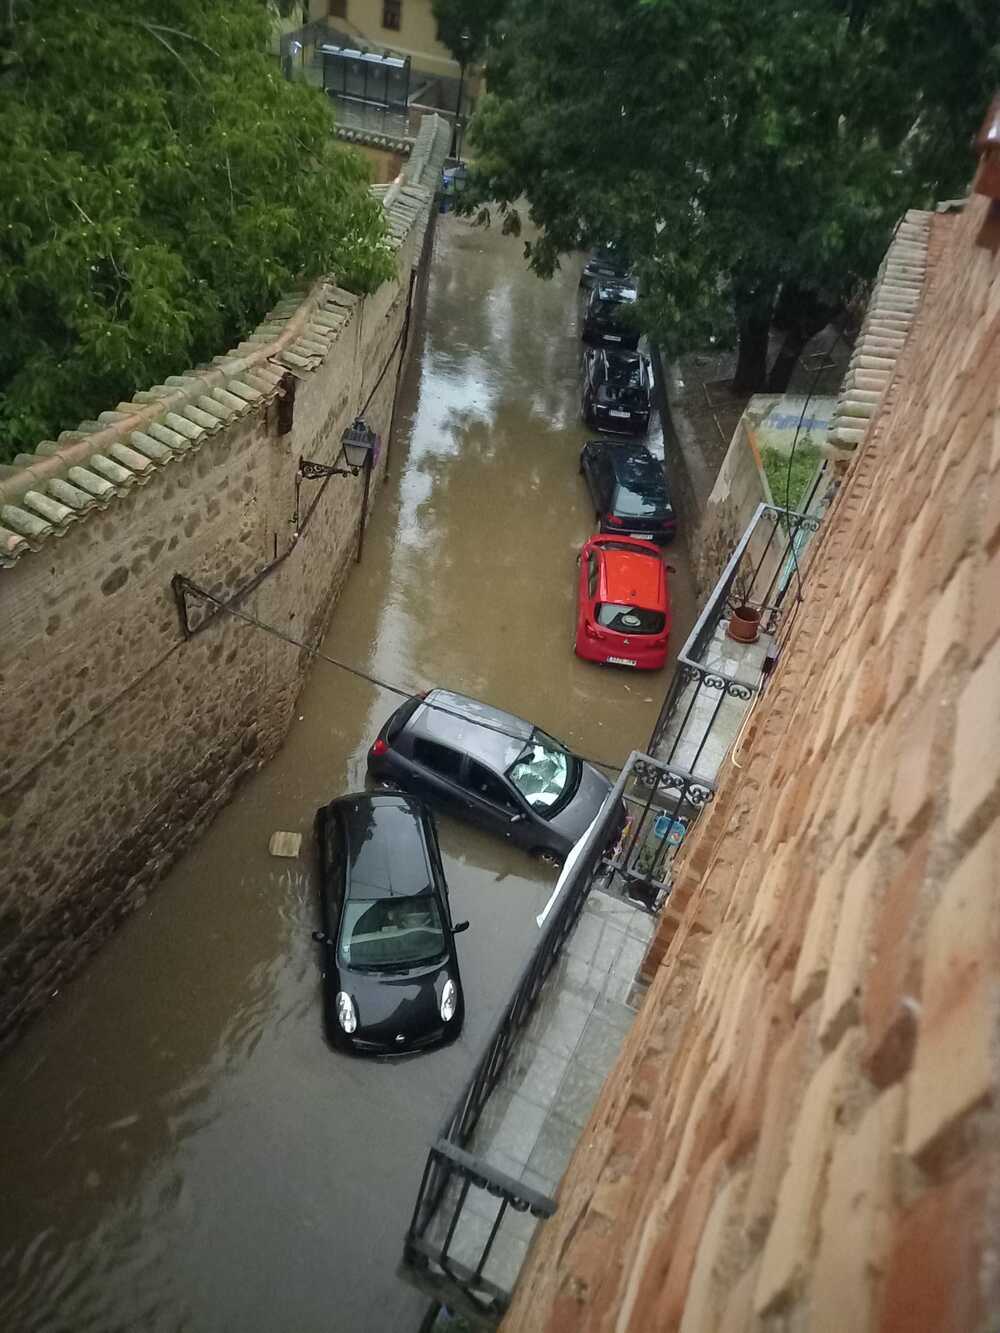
[0, 216, 695, 1333]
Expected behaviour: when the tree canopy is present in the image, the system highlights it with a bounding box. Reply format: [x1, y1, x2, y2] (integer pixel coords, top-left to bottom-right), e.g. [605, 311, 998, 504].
[0, 0, 394, 460]
[431, 0, 509, 64]
[463, 0, 999, 388]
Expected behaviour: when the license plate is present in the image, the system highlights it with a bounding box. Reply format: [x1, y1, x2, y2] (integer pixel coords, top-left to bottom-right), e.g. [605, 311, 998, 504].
[607, 656, 638, 667]
[605, 334, 621, 342]
[609, 409, 630, 418]
[631, 533, 653, 540]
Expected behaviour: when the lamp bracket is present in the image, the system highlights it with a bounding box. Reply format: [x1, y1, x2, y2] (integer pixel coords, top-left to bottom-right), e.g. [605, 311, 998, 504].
[298, 459, 357, 480]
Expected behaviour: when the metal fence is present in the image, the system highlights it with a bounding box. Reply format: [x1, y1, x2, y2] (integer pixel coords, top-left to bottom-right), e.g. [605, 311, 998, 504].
[649, 503, 821, 775]
[402, 751, 713, 1325]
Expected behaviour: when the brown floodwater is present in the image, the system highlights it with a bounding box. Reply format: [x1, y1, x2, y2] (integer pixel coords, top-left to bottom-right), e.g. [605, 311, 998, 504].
[0, 215, 696, 1333]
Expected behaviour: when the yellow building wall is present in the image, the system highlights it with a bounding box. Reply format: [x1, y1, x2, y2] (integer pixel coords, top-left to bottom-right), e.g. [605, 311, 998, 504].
[308, 0, 461, 79]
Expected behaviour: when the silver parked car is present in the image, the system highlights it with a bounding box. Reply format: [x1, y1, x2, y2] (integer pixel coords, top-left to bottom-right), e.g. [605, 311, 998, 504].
[366, 689, 619, 861]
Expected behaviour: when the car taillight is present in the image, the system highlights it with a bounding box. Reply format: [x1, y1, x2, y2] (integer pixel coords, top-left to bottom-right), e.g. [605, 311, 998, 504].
[607, 515, 623, 526]
[585, 622, 606, 641]
[371, 738, 388, 757]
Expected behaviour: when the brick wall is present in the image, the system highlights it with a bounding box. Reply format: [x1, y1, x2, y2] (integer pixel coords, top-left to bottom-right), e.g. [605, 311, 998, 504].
[0, 119, 449, 1051]
[504, 193, 1000, 1330]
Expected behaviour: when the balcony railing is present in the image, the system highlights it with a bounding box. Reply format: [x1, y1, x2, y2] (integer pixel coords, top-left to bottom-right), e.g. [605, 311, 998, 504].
[405, 504, 824, 1326]
[649, 503, 821, 777]
[402, 752, 713, 1325]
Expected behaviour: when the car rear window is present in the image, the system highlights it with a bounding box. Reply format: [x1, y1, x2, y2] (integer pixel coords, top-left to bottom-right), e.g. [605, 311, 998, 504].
[596, 603, 666, 634]
[387, 695, 422, 741]
[612, 483, 666, 517]
[592, 298, 628, 321]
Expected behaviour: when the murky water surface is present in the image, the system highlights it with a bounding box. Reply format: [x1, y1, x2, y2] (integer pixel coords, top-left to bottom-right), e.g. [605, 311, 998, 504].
[0, 217, 695, 1333]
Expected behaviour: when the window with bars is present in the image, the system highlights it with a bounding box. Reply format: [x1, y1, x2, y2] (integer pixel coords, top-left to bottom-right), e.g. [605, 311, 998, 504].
[382, 0, 401, 31]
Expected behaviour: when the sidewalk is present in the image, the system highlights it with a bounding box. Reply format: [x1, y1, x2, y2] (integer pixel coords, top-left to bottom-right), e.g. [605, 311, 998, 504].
[433, 888, 653, 1290]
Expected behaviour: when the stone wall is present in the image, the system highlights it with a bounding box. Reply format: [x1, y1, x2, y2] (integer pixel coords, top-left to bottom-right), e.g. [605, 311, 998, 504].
[504, 193, 999, 1329]
[0, 116, 450, 1051]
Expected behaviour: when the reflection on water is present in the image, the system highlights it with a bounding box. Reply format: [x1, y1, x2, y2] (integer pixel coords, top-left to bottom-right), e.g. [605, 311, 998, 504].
[0, 217, 696, 1333]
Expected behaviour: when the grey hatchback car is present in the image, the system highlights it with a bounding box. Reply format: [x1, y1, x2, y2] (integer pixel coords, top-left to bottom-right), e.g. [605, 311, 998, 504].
[367, 689, 617, 861]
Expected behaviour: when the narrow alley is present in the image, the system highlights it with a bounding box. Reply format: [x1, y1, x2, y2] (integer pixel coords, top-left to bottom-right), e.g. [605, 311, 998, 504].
[0, 214, 695, 1333]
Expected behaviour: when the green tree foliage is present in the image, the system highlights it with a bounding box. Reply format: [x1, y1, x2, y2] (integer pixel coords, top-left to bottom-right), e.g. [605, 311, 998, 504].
[463, 0, 999, 389]
[0, 0, 394, 459]
[431, 0, 508, 63]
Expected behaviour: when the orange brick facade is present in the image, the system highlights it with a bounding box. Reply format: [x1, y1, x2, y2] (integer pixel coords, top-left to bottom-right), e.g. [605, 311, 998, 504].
[504, 194, 1000, 1330]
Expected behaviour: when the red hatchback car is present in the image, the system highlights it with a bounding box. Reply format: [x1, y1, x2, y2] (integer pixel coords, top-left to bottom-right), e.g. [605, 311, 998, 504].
[575, 535, 672, 670]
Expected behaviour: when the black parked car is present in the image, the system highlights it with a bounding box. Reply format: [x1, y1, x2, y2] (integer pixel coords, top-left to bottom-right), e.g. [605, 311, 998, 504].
[580, 246, 633, 289]
[367, 689, 617, 862]
[582, 347, 652, 435]
[580, 439, 676, 542]
[312, 792, 468, 1055]
[582, 281, 640, 349]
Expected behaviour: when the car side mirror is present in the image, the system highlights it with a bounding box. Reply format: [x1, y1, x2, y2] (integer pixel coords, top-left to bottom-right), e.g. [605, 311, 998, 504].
[453, 921, 470, 935]
[311, 930, 330, 945]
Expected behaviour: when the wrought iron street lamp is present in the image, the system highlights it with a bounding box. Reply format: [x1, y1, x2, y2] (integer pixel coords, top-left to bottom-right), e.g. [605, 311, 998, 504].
[452, 27, 473, 161]
[296, 417, 379, 562]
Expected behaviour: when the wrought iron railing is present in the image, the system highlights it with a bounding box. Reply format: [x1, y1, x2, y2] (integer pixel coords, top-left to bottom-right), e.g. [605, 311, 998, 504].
[649, 503, 821, 776]
[403, 752, 713, 1325]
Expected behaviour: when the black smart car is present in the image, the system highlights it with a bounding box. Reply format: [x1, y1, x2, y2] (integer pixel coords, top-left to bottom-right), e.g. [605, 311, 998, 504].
[580, 439, 676, 542]
[367, 689, 616, 862]
[582, 281, 640, 349]
[582, 347, 652, 435]
[312, 792, 468, 1055]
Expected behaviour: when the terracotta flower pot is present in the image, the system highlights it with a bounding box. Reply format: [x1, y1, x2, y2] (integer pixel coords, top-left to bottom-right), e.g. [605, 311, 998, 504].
[727, 605, 761, 644]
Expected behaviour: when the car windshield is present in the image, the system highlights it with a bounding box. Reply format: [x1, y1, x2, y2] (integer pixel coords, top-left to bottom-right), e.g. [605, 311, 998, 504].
[596, 603, 666, 634]
[507, 731, 573, 812]
[339, 894, 446, 970]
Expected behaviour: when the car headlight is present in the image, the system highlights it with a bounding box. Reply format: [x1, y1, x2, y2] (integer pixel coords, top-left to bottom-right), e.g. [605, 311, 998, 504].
[336, 991, 357, 1034]
[440, 978, 458, 1023]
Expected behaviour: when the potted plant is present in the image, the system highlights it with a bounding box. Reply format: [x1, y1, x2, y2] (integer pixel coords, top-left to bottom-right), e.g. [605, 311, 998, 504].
[725, 569, 761, 643]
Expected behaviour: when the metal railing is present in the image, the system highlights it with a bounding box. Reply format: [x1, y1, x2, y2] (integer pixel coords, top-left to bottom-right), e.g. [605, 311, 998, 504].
[402, 752, 713, 1325]
[649, 503, 821, 775]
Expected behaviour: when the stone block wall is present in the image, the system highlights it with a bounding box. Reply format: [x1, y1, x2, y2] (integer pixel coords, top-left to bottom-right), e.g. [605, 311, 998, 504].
[504, 192, 999, 1330]
[0, 116, 450, 1051]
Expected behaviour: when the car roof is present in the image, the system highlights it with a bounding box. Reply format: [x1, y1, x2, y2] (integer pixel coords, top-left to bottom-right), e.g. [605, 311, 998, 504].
[598, 544, 665, 609]
[332, 793, 434, 900]
[608, 443, 664, 485]
[405, 688, 533, 773]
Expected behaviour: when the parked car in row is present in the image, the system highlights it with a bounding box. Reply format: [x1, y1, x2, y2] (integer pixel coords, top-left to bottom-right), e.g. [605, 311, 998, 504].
[312, 792, 468, 1056]
[582, 347, 652, 435]
[575, 535, 673, 671]
[367, 689, 617, 862]
[580, 439, 676, 543]
[582, 281, 640, 349]
[580, 246, 634, 289]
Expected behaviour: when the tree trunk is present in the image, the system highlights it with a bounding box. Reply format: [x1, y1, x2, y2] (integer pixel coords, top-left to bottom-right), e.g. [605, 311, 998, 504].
[766, 285, 842, 393]
[765, 328, 810, 394]
[732, 312, 771, 393]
